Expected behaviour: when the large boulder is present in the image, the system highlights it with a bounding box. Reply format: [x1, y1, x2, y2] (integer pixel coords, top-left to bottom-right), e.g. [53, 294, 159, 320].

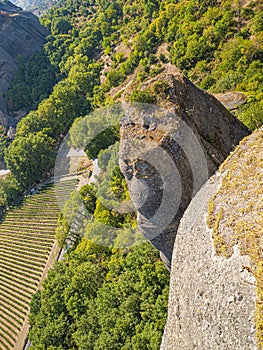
[119, 72, 249, 267]
[161, 126, 263, 349]
[0, 0, 48, 126]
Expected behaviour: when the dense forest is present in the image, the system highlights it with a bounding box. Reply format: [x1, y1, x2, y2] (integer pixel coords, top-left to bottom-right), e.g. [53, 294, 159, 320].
[0, 0, 262, 348]
[29, 242, 169, 349]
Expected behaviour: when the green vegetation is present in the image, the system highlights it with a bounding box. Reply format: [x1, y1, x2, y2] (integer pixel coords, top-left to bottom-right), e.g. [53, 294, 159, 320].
[29, 241, 169, 350]
[238, 100, 263, 131]
[0, 0, 262, 347]
[0, 182, 61, 349]
[69, 108, 121, 160]
[130, 90, 156, 104]
[6, 51, 58, 112]
[55, 140, 139, 250]
[0, 125, 9, 165]
[5, 130, 55, 189]
[2, 0, 262, 208]
[30, 123, 167, 349]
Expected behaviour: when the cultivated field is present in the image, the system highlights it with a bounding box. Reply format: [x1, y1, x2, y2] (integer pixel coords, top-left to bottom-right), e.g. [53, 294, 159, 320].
[0, 182, 63, 350]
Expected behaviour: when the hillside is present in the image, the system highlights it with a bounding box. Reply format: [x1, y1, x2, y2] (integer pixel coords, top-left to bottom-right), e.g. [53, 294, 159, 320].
[0, 0, 48, 127]
[1, 0, 261, 203]
[0, 0, 262, 349]
[0, 182, 60, 349]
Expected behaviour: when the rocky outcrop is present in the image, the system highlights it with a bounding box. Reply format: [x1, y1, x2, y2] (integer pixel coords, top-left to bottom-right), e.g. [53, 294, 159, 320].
[119, 72, 250, 267]
[161, 126, 263, 349]
[0, 0, 48, 126]
[213, 91, 247, 110]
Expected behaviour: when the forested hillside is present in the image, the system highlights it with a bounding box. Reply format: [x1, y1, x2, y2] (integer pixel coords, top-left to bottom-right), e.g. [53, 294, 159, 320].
[2, 0, 262, 205]
[0, 0, 48, 129]
[12, 0, 59, 14]
[0, 0, 262, 349]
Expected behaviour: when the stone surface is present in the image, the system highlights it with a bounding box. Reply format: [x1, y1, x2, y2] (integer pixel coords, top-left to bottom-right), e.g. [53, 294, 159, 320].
[160, 172, 257, 349]
[119, 72, 250, 266]
[213, 91, 247, 110]
[0, 0, 48, 126]
[161, 126, 263, 349]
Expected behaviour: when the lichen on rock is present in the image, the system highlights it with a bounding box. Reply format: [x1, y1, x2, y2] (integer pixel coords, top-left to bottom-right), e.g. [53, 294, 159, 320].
[161, 171, 258, 349]
[161, 126, 263, 349]
[207, 126, 263, 347]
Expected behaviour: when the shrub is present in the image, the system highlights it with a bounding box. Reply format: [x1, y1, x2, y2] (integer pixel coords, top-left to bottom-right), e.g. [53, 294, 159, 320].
[130, 90, 155, 103]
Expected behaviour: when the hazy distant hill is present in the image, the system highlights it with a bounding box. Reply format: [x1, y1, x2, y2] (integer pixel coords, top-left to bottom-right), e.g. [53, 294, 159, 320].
[12, 0, 59, 14]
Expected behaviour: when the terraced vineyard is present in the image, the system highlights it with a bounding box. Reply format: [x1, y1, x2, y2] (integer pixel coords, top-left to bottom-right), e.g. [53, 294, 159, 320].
[0, 180, 75, 350]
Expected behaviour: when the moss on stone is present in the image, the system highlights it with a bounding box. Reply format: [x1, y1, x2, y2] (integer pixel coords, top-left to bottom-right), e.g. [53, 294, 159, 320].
[207, 127, 263, 347]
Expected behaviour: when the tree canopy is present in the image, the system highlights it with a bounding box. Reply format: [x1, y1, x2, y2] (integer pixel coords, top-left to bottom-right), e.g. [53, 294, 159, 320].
[29, 241, 169, 350]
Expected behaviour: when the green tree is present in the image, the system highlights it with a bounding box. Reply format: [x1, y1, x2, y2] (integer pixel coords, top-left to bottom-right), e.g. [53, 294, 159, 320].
[51, 18, 73, 34]
[5, 131, 55, 188]
[238, 101, 263, 131]
[15, 111, 48, 138]
[29, 241, 169, 350]
[130, 90, 155, 103]
[79, 184, 97, 213]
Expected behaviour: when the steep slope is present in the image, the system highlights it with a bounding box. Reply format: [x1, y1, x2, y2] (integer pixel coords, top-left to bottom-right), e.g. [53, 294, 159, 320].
[161, 126, 263, 349]
[0, 182, 60, 350]
[0, 0, 261, 348]
[2, 0, 262, 208]
[0, 0, 48, 127]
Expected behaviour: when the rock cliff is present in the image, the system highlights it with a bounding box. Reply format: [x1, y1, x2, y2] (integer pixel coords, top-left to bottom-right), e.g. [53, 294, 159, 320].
[119, 71, 262, 348]
[161, 126, 263, 349]
[0, 0, 48, 126]
[119, 72, 250, 267]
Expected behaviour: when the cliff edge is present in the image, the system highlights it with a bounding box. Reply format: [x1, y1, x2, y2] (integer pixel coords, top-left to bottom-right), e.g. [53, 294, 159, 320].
[119, 71, 262, 348]
[119, 72, 249, 267]
[161, 126, 263, 349]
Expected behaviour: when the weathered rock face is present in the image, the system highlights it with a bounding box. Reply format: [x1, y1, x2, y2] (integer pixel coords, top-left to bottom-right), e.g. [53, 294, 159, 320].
[119, 72, 250, 267]
[0, 0, 48, 126]
[161, 126, 263, 349]
[212, 91, 247, 110]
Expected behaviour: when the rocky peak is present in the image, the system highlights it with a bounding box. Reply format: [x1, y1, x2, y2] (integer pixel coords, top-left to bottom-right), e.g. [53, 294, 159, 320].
[0, 0, 48, 127]
[119, 72, 250, 267]
[0, 0, 22, 12]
